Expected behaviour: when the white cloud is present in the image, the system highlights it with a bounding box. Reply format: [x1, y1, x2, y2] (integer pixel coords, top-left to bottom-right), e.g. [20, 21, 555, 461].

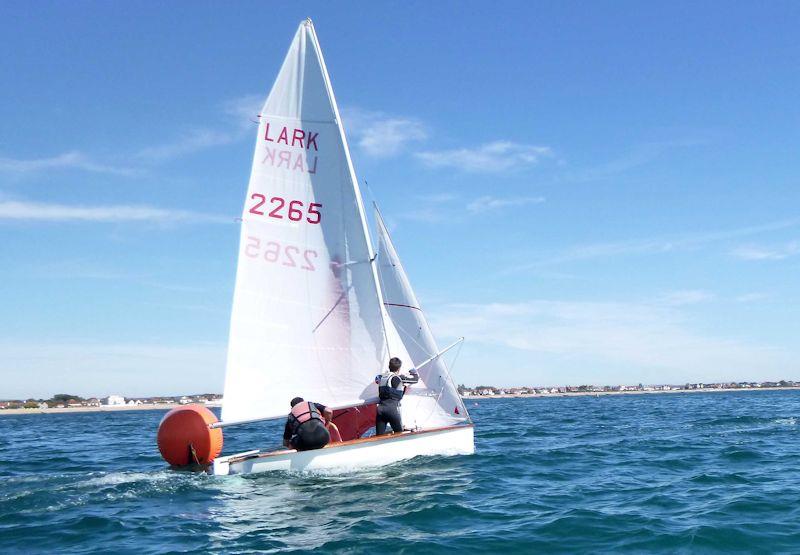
[731, 241, 800, 261]
[467, 195, 545, 214]
[222, 94, 264, 130]
[134, 94, 266, 162]
[506, 218, 800, 274]
[417, 192, 459, 203]
[428, 299, 795, 384]
[399, 207, 446, 223]
[396, 193, 459, 222]
[341, 107, 427, 157]
[0, 151, 138, 177]
[0, 199, 228, 224]
[416, 141, 553, 173]
[735, 292, 769, 303]
[569, 138, 708, 182]
[659, 290, 715, 306]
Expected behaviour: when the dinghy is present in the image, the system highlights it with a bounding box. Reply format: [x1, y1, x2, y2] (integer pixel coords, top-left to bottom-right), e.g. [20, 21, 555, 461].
[156, 19, 473, 476]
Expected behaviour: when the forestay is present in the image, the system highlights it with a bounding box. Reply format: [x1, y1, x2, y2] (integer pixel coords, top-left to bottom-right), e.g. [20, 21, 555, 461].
[222, 20, 390, 424]
[375, 208, 470, 429]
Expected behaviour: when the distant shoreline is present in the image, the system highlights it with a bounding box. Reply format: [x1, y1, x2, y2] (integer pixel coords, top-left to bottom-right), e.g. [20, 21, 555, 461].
[463, 387, 800, 399]
[2, 387, 797, 416]
[0, 403, 220, 417]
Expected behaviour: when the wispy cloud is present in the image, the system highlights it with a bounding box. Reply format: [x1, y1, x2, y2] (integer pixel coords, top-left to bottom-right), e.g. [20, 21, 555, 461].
[568, 138, 709, 182]
[398, 192, 458, 222]
[416, 141, 553, 173]
[507, 218, 800, 273]
[0, 199, 228, 224]
[342, 107, 427, 157]
[428, 299, 794, 383]
[135, 94, 262, 162]
[0, 94, 263, 176]
[0, 151, 138, 177]
[467, 195, 545, 214]
[731, 241, 800, 261]
[399, 193, 547, 221]
[417, 192, 459, 203]
[222, 94, 264, 130]
[735, 292, 770, 303]
[658, 290, 715, 306]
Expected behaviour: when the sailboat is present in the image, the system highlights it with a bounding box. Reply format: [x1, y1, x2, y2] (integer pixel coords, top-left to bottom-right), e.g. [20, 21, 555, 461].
[156, 19, 474, 475]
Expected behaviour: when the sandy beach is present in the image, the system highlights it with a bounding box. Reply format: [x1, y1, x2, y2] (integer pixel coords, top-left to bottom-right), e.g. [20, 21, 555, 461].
[463, 387, 800, 400]
[3, 387, 797, 416]
[0, 403, 220, 416]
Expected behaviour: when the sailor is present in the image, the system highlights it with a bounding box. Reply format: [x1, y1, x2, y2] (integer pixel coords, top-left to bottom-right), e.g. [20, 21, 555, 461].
[283, 397, 333, 451]
[375, 357, 419, 435]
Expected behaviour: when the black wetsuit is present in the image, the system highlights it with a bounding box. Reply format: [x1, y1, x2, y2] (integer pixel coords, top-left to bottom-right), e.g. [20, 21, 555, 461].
[376, 398, 404, 435]
[376, 373, 418, 435]
[283, 402, 330, 451]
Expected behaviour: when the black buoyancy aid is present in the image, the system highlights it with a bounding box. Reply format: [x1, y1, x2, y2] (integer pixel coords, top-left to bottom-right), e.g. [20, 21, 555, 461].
[378, 373, 404, 401]
[288, 401, 323, 435]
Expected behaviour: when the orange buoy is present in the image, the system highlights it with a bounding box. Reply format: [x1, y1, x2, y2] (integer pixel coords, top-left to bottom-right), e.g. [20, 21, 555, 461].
[157, 404, 223, 467]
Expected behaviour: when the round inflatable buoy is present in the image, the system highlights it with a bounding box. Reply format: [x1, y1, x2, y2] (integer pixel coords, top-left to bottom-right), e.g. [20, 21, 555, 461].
[157, 404, 223, 467]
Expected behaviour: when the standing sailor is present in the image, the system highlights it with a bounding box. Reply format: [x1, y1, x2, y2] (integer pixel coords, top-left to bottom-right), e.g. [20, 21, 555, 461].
[283, 397, 332, 451]
[375, 357, 419, 435]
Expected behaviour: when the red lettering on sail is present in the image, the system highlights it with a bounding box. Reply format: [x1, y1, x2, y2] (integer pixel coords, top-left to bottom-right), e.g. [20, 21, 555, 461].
[243, 235, 318, 271]
[306, 132, 319, 151]
[277, 127, 289, 145]
[247, 197, 323, 224]
[262, 121, 320, 153]
[292, 129, 305, 148]
[261, 146, 318, 174]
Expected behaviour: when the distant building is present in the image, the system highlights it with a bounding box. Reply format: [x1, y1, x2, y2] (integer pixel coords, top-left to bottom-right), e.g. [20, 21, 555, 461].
[106, 395, 125, 406]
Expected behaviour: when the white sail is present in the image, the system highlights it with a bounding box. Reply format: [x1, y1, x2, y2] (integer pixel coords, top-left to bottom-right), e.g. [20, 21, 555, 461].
[374, 208, 470, 429]
[222, 20, 389, 424]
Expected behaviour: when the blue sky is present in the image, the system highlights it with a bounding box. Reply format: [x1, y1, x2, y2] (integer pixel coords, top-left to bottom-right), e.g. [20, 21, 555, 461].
[1, 2, 798, 398]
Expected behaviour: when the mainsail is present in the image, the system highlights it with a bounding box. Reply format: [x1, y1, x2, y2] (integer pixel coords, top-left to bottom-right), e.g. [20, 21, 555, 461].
[222, 20, 392, 424]
[374, 208, 470, 429]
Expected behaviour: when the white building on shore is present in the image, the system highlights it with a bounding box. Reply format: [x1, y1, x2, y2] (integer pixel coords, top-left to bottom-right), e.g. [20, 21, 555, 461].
[106, 395, 125, 406]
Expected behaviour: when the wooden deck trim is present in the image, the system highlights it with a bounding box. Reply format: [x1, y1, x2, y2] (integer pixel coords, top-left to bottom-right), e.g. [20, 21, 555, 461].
[228, 423, 474, 464]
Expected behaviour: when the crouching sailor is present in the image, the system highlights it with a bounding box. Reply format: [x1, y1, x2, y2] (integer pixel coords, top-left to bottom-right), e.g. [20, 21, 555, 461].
[375, 357, 419, 435]
[283, 397, 333, 451]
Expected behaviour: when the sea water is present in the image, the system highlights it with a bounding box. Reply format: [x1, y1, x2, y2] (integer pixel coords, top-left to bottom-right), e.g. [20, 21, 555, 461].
[2, 391, 800, 553]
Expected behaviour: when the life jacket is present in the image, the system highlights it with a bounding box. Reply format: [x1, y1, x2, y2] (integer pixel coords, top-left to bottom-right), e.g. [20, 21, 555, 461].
[378, 372, 404, 401]
[288, 401, 323, 435]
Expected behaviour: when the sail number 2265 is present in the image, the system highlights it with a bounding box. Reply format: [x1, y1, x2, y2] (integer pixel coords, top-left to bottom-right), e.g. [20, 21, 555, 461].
[249, 194, 322, 224]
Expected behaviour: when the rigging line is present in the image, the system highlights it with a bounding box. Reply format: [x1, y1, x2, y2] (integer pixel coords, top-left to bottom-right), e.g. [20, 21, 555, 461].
[446, 339, 471, 421]
[395, 320, 436, 361]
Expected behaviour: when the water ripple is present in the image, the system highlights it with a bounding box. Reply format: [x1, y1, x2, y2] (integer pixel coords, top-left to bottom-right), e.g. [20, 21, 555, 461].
[3, 391, 800, 552]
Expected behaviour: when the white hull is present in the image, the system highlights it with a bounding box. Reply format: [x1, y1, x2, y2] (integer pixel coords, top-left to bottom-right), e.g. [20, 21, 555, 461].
[211, 424, 474, 476]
